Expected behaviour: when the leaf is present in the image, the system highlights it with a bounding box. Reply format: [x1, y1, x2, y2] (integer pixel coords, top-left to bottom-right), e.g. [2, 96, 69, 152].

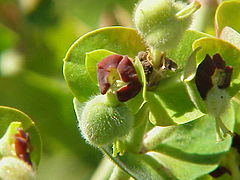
[215, 0, 240, 35]
[63, 26, 146, 102]
[100, 104, 234, 180]
[85, 49, 116, 84]
[167, 30, 209, 69]
[193, 37, 240, 97]
[143, 104, 235, 180]
[220, 26, 240, 49]
[0, 106, 41, 169]
[101, 146, 176, 180]
[147, 73, 205, 125]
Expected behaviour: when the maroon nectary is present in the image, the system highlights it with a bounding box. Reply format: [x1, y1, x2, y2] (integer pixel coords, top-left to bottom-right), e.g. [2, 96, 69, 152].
[195, 54, 233, 100]
[97, 54, 142, 102]
[14, 128, 32, 166]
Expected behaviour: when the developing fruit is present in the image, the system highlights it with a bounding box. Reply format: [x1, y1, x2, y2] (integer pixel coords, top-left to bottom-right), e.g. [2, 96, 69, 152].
[134, 0, 200, 50]
[79, 95, 134, 147]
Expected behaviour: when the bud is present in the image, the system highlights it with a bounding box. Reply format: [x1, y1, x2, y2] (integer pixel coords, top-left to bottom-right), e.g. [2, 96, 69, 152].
[134, 0, 200, 50]
[79, 95, 134, 147]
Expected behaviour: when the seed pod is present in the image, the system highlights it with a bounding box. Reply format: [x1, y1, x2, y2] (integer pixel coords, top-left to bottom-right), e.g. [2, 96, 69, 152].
[0, 157, 35, 180]
[79, 95, 134, 147]
[134, 0, 200, 50]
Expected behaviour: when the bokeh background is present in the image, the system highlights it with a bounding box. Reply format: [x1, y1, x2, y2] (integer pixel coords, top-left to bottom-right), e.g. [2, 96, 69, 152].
[0, 0, 217, 179]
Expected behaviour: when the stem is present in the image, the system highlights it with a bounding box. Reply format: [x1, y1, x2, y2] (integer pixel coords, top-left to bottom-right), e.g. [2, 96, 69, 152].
[126, 103, 149, 153]
[176, 1, 201, 20]
[90, 157, 114, 180]
[105, 92, 119, 107]
[143, 126, 177, 151]
[109, 166, 130, 180]
[150, 48, 164, 70]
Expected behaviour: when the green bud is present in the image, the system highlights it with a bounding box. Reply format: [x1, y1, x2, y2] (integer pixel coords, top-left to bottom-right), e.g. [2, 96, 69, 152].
[0, 157, 35, 180]
[134, 0, 200, 50]
[79, 95, 134, 147]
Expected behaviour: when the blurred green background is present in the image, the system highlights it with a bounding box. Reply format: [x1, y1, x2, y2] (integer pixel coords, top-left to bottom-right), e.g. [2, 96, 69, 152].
[0, 0, 138, 179]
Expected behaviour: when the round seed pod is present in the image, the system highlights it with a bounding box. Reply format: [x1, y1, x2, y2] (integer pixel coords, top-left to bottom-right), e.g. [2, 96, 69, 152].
[134, 0, 200, 50]
[0, 157, 35, 180]
[79, 95, 134, 147]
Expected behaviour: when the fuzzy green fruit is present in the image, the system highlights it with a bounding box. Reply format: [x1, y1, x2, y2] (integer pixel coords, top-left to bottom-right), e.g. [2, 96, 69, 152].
[79, 95, 134, 147]
[134, 0, 200, 50]
[0, 157, 35, 180]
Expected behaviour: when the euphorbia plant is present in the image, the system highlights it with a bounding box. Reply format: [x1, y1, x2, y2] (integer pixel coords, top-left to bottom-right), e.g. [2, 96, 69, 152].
[63, 0, 240, 179]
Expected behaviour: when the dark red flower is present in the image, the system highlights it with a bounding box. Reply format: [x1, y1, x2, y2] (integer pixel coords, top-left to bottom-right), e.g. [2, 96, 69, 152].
[195, 54, 233, 99]
[14, 128, 32, 166]
[97, 54, 142, 102]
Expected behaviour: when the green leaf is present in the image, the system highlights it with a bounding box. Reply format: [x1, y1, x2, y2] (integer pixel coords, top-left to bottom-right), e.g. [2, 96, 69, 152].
[147, 73, 204, 125]
[193, 37, 240, 97]
[167, 30, 209, 69]
[143, 104, 234, 180]
[85, 49, 116, 84]
[215, 0, 240, 35]
[101, 146, 176, 180]
[101, 104, 234, 180]
[63, 26, 146, 102]
[0, 106, 41, 169]
[220, 26, 240, 49]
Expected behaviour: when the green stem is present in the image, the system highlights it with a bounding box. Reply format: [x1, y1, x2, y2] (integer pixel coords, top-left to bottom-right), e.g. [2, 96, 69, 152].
[143, 126, 177, 151]
[109, 166, 130, 180]
[105, 92, 119, 107]
[126, 103, 149, 153]
[150, 48, 164, 70]
[90, 157, 114, 180]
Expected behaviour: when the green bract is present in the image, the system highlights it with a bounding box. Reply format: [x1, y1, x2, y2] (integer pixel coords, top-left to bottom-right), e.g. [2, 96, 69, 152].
[75, 95, 134, 147]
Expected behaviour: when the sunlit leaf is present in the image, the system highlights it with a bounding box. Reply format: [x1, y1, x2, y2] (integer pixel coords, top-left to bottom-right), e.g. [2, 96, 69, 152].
[143, 104, 234, 180]
[220, 26, 240, 49]
[102, 146, 176, 180]
[167, 30, 209, 69]
[215, 0, 240, 35]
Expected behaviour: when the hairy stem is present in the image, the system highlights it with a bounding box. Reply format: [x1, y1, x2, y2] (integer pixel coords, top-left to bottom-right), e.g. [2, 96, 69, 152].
[126, 103, 149, 153]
